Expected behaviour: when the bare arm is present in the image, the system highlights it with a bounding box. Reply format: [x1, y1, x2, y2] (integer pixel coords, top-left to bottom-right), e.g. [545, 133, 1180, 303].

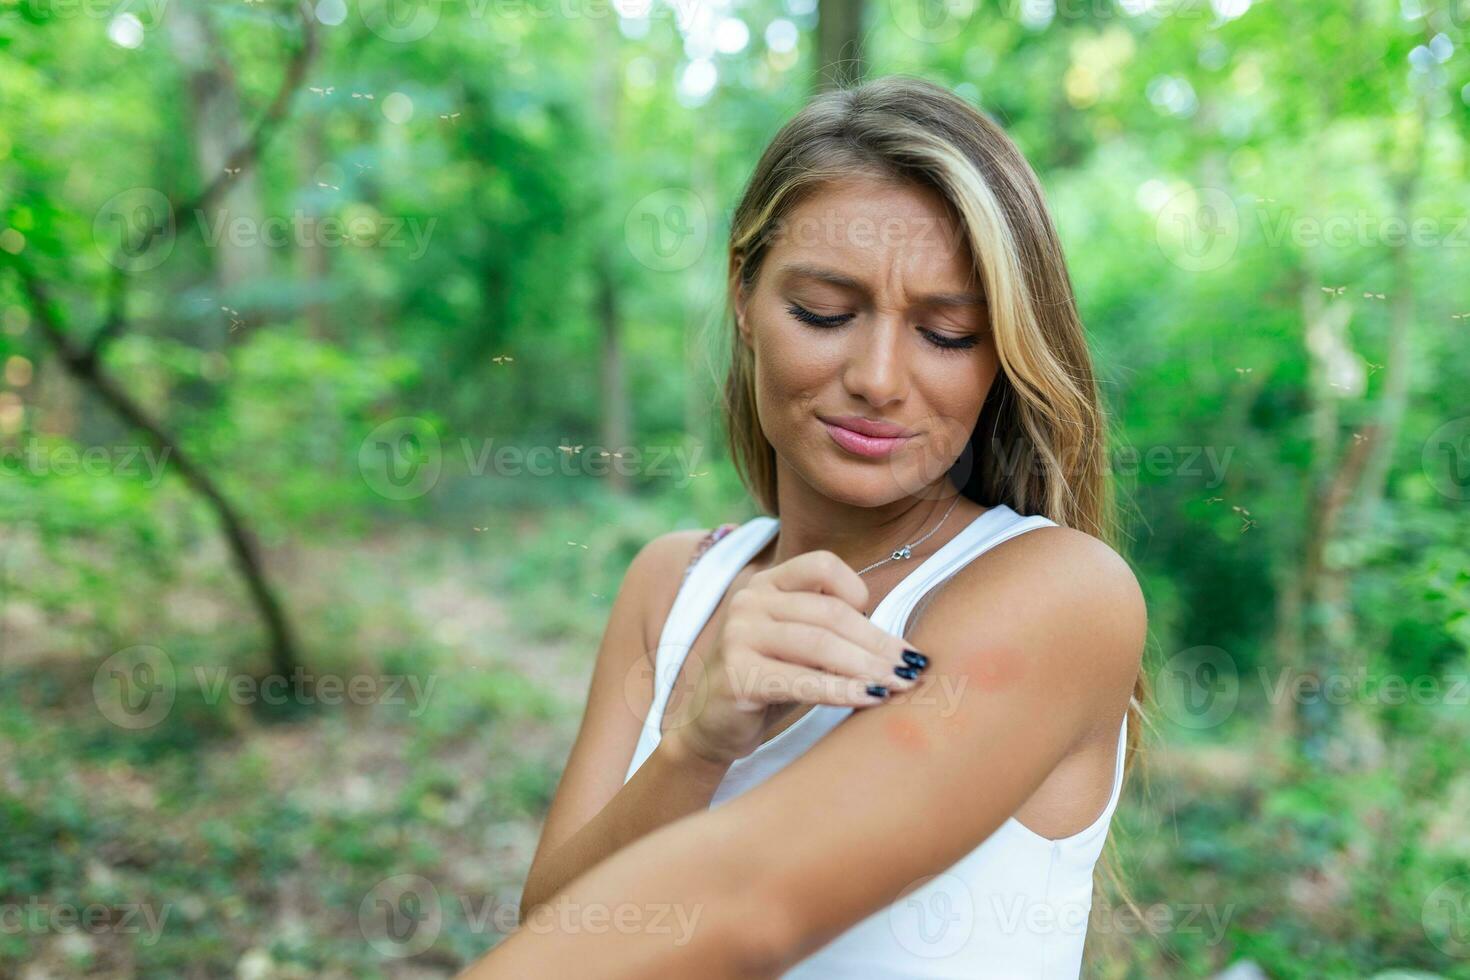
[463, 526, 1146, 977]
[518, 529, 727, 919]
[520, 519, 919, 920]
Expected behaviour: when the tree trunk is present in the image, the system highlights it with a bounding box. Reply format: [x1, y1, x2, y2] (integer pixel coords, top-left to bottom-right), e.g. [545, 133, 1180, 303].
[166, 0, 270, 330]
[592, 21, 631, 495]
[816, 0, 866, 92]
[295, 124, 332, 341]
[16, 272, 301, 678]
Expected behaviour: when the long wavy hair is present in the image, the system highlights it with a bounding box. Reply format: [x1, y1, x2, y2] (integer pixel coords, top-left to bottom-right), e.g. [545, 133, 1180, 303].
[718, 73, 1150, 937]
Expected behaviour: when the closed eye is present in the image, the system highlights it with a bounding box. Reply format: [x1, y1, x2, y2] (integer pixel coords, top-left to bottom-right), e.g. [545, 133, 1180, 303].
[785, 302, 978, 353]
[785, 302, 852, 327]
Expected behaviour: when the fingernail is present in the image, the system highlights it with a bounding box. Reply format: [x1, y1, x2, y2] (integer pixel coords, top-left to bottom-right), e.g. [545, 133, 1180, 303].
[894, 665, 919, 680]
[865, 684, 890, 699]
[902, 649, 929, 669]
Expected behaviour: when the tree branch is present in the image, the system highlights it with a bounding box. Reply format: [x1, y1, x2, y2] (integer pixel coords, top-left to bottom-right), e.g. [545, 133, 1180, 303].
[10, 258, 301, 676]
[88, 0, 319, 361]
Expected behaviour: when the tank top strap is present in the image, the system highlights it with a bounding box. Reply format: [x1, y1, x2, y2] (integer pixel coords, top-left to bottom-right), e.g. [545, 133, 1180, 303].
[647, 516, 780, 724]
[869, 504, 1059, 638]
[682, 522, 742, 582]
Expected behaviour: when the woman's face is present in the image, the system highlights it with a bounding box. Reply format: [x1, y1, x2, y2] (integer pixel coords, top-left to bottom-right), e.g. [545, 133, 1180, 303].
[733, 176, 999, 506]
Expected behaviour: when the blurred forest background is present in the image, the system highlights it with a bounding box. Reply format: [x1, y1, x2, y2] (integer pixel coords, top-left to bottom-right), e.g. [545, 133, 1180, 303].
[1, 0, 1469, 975]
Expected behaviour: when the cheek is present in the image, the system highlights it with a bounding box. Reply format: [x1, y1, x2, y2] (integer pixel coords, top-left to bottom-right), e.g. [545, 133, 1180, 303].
[754, 321, 835, 405]
[919, 358, 995, 450]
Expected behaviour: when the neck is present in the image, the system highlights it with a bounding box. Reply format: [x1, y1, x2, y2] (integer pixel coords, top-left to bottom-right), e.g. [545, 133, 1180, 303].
[767, 473, 966, 572]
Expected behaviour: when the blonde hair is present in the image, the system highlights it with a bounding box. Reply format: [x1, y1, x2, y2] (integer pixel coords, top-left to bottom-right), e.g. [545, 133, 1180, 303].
[719, 73, 1150, 940]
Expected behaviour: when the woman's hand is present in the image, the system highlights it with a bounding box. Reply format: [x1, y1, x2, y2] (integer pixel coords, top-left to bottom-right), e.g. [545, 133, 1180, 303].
[663, 550, 928, 765]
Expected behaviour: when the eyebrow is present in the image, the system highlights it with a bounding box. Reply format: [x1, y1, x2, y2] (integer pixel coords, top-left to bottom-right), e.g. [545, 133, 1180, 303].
[777, 262, 987, 308]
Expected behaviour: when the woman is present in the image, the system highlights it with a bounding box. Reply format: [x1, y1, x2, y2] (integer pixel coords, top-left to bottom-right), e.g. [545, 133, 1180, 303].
[462, 74, 1147, 978]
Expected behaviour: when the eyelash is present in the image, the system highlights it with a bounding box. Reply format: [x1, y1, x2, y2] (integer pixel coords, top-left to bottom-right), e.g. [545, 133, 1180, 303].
[785, 302, 979, 352]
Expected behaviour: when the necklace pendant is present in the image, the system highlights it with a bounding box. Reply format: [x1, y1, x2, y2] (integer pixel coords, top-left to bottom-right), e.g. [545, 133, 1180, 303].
[892, 545, 912, 561]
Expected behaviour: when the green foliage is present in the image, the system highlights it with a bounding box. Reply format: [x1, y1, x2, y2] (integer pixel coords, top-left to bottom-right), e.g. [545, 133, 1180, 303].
[1, 0, 1468, 975]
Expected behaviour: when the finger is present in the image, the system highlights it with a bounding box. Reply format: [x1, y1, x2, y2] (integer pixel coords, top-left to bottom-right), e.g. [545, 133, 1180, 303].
[740, 619, 920, 690]
[757, 590, 914, 679]
[755, 549, 868, 611]
[723, 653, 889, 709]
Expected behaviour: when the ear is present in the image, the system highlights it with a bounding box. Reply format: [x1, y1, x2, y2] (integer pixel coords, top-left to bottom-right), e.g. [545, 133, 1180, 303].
[728, 252, 751, 348]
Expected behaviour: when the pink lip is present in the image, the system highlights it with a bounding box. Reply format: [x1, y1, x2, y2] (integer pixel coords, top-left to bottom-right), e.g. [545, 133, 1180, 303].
[822, 420, 914, 459]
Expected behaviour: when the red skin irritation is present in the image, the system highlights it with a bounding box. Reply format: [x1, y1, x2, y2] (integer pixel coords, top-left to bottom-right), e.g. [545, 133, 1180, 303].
[965, 646, 1026, 691]
[883, 715, 931, 753]
[886, 649, 1027, 748]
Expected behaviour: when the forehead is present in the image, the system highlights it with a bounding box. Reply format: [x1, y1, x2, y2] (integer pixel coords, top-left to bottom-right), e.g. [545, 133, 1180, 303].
[766, 176, 977, 290]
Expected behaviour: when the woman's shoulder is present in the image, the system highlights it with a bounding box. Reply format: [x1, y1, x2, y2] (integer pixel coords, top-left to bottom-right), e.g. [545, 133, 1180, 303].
[631, 522, 742, 580]
[916, 522, 1145, 702]
[627, 522, 745, 659]
[973, 522, 1144, 629]
[681, 522, 743, 577]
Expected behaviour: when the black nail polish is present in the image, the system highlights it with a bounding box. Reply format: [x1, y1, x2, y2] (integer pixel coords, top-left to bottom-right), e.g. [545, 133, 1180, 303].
[894, 665, 919, 680]
[902, 650, 929, 669]
[865, 684, 890, 698]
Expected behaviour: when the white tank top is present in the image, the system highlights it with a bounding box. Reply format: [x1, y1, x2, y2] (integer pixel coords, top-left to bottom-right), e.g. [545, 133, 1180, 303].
[622, 503, 1128, 979]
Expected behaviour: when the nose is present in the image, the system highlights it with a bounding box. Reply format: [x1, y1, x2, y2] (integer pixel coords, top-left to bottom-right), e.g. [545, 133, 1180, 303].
[841, 314, 908, 409]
